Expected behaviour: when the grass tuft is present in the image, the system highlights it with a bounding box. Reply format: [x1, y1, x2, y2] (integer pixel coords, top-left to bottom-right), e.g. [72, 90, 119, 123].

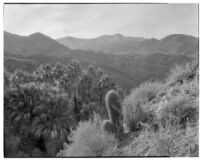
[122, 82, 164, 131]
[156, 95, 198, 128]
[167, 61, 197, 84]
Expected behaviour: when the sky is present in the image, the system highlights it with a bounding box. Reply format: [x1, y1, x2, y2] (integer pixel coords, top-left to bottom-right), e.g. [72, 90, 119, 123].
[4, 3, 199, 39]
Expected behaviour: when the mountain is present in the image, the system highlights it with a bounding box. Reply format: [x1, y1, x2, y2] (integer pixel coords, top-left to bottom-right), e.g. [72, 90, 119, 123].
[57, 34, 198, 56]
[4, 31, 70, 56]
[4, 31, 195, 91]
[158, 34, 198, 55]
[135, 34, 198, 55]
[57, 33, 146, 55]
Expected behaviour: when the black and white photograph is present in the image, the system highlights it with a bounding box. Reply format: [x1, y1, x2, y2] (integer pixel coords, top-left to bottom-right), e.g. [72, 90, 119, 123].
[3, 2, 199, 157]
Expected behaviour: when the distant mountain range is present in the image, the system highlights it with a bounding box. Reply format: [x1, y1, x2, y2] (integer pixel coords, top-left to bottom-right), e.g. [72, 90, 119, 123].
[4, 31, 70, 56]
[57, 33, 198, 56]
[4, 31, 197, 91]
[57, 34, 145, 55]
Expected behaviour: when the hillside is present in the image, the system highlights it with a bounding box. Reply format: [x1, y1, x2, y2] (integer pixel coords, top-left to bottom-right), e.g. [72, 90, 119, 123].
[57, 62, 199, 157]
[4, 53, 134, 90]
[4, 51, 192, 92]
[57, 33, 198, 56]
[135, 34, 198, 56]
[4, 31, 195, 91]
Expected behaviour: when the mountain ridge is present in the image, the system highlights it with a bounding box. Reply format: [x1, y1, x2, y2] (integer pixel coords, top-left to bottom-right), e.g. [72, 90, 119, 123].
[57, 33, 198, 56]
[4, 31, 70, 56]
[4, 31, 196, 91]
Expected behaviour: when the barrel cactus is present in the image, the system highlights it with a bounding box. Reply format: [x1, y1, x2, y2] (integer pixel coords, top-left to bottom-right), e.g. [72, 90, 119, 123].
[102, 90, 123, 134]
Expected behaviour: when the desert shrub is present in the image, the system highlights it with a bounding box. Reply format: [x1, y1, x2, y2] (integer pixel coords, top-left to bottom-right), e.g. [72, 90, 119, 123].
[156, 124, 198, 157]
[154, 125, 199, 157]
[123, 124, 199, 157]
[122, 82, 164, 131]
[167, 61, 197, 84]
[181, 75, 199, 97]
[57, 115, 118, 157]
[123, 128, 157, 156]
[129, 82, 164, 104]
[156, 95, 198, 128]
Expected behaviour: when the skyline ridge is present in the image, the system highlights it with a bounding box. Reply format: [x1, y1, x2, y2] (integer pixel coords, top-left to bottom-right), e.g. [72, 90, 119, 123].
[4, 30, 198, 41]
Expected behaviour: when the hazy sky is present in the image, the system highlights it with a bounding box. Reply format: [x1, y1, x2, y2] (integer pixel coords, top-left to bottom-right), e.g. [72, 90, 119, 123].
[4, 4, 198, 39]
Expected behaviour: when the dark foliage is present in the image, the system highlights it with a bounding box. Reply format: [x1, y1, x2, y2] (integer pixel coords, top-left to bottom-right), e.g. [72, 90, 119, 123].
[4, 60, 121, 157]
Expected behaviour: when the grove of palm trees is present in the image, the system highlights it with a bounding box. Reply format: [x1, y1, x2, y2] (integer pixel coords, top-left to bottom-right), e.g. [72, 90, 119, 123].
[4, 60, 121, 157]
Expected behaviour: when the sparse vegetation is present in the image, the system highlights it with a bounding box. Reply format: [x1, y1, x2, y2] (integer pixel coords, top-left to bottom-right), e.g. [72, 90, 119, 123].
[123, 124, 199, 157]
[156, 95, 198, 128]
[122, 82, 164, 131]
[167, 61, 197, 84]
[119, 61, 198, 157]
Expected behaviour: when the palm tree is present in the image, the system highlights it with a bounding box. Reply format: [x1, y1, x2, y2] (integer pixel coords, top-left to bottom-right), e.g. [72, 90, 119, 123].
[66, 60, 82, 97]
[77, 72, 93, 104]
[33, 63, 54, 84]
[5, 83, 41, 136]
[10, 70, 33, 87]
[32, 90, 75, 154]
[52, 63, 67, 80]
